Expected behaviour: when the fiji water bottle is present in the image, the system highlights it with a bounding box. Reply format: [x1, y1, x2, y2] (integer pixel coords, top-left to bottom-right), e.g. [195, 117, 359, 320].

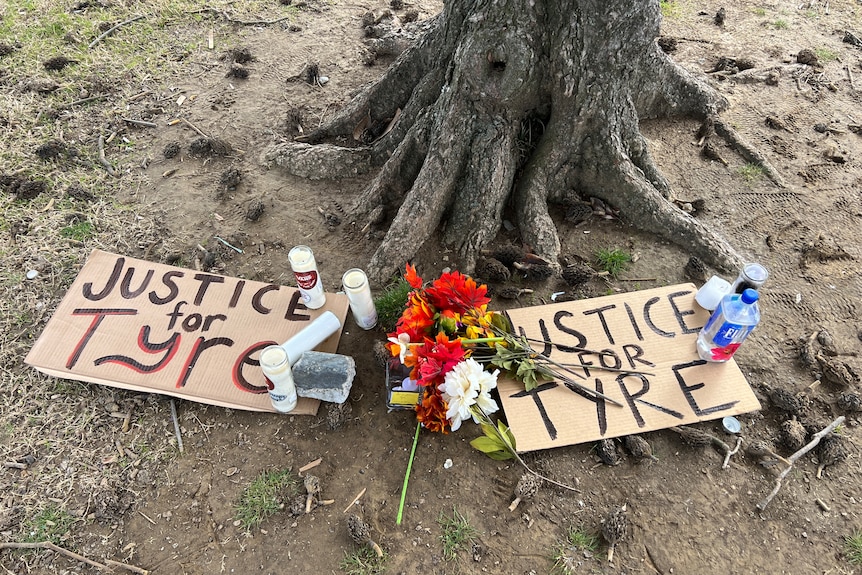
[696, 288, 761, 362]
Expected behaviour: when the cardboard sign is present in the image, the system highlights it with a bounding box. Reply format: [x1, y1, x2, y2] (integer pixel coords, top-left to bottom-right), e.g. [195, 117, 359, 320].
[25, 250, 349, 414]
[498, 284, 761, 452]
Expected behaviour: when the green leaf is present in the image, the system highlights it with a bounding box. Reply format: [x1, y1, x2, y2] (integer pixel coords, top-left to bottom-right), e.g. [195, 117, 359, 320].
[490, 312, 513, 334]
[470, 436, 505, 453]
[484, 449, 515, 461]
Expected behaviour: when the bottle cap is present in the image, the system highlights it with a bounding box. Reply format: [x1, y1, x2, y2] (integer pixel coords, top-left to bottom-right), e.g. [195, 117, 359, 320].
[741, 288, 759, 304]
[742, 263, 768, 283]
[722, 416, 742, 434]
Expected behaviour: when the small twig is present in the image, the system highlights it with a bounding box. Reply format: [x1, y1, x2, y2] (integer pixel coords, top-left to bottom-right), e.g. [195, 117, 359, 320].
[190, 7, 291, 26]
[0, 541, 149, 574]
[170, 399, 184, 453]
[128, 90, 151, 102]
[847, 65, 856, 91]
[214, 236, 243, 253]
[62, 94, 108, 109]
[756, 416, 845, 511]
[3, 461, 27, 469]
[97, 135, 117, 176]
[344, 487, 367, 513]
[138, 510, 157, 525]
[816, 498, 831, 512]
[89, 15, 146, 49]
[121, 117, 158, 128]
[723, 436, 742, 469]
[181, 117, 209, 138]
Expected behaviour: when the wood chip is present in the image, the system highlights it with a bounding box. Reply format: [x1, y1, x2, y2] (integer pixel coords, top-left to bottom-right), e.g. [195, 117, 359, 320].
[176, 94, 186, 106]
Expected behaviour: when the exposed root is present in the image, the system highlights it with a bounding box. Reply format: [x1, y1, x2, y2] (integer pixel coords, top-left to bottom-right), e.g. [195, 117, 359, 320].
[713, 117, 785, 187]
[263, 0, 774, 284]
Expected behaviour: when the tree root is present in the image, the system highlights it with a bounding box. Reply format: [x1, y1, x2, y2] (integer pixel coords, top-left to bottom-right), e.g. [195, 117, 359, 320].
[713, 117, 786, 187]
[262, 0, 778, 284]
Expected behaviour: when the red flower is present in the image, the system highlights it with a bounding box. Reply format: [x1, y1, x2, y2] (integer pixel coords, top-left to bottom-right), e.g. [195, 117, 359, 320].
[412, 332, 466, 386]
[416, 386, 449, 433]
[425, 271, 490, 314]
[711, 343, 741, 361]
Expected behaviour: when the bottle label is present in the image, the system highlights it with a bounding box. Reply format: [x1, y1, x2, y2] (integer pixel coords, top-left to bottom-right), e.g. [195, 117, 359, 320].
[294, 270, 319, 289]
[711, 322, 753, 347]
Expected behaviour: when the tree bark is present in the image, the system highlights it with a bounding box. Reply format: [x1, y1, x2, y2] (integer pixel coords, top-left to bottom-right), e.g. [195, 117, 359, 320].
[263, 0, 772, 284]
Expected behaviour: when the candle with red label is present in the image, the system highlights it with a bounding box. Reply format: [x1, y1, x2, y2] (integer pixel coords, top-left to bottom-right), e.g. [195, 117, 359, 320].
[288, 245, 326, 309]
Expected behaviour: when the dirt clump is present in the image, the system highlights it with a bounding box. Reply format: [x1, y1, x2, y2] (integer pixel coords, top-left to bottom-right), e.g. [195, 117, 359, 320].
[43, 55, 77, 71]
[189, 137, 232, 157]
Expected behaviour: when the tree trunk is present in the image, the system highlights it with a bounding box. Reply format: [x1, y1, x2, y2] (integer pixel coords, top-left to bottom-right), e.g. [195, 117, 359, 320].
[263, 0, 774, 284]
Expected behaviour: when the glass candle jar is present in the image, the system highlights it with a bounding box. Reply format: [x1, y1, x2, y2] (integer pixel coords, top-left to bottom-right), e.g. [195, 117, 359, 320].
[259, 345, 297, 413]
[731, 263, 768, 294]
[288, 245, 326, 309]
[342, 268, 378, 330]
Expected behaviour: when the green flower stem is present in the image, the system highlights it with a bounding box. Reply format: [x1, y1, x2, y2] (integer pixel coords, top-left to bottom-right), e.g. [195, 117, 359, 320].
[474, 407, 580, 493]
[397, 421, 422, 525]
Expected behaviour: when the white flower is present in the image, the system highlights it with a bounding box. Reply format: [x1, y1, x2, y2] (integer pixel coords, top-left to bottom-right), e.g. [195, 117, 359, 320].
[439, 359, 499, 431]
[387, 332, 412, 364]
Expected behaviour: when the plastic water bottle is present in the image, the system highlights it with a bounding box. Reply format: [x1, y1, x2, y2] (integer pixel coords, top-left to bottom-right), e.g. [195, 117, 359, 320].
[696, 288, 761, 363]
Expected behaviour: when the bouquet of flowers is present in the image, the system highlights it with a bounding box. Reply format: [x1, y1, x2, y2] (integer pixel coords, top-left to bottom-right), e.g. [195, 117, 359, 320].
[383, 264, 582, 523]
[384, 264, 505, 430]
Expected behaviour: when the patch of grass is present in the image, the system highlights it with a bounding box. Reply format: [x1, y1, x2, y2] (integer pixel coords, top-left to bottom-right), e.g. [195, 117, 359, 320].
[339, 546, 389, 575]
[22, 505, 77, 545]
[772, 19, 788, 29]
[374, 276, 411, 332]
[814, 47, 837, 62]
[552, 525, 600, 574]
[752, 8, 767, 16]
[438, 506, 479, 562]
[659, 0, 682, 19]
[845, 529, 862, 565]
[59, 220, 94, 241]
[738, 163, 764, 183]
[594, 248, 632, 278]
[234, 469, 298, 532]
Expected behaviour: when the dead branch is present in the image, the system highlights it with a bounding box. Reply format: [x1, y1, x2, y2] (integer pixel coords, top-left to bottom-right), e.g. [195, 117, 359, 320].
[756, 416, 845, 511]
[0, 541, 149, 574]
[88, 15, 146, 49]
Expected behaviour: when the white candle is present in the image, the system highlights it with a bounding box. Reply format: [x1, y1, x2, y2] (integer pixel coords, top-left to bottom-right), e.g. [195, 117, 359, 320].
[281, 310, 342, 364]
[342, 268, 378, 330]
[260, 345, 297, 413]
[288, 245, 326, 309]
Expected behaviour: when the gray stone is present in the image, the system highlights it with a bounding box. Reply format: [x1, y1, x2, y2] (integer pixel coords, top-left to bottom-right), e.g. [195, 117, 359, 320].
[293, 351, 355, 404]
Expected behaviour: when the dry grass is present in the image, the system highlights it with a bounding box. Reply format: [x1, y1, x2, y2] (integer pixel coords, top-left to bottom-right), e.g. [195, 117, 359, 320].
[0, 0, 301, 570]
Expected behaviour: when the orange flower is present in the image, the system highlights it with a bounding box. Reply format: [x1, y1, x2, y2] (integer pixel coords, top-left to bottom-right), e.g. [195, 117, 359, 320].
[404, 263, 423, 289]
[415, 386, 449, 433]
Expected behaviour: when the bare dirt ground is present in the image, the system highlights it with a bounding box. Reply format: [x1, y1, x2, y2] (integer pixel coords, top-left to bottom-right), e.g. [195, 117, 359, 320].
[2, 0, 862, 574]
